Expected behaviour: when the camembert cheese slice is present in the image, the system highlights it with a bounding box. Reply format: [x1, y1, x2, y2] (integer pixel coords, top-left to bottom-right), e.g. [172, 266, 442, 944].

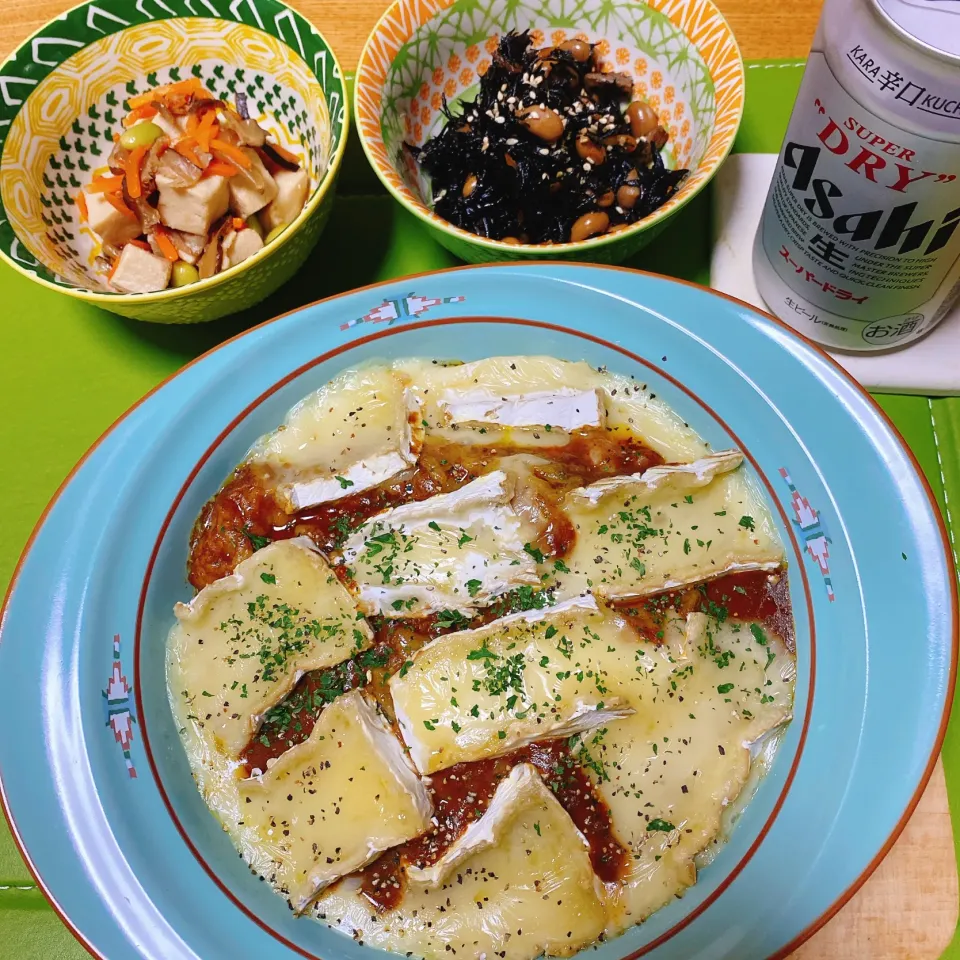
[408, 762, 593, 886]
[438, 387, 605, 432]
[240, 690, 433, 913]
[247, 365, 423, 511]
[320, 762, 608, 959]
[401, 355, 706, 459]
[340, 470, 540, 617]
[170, 537, 372, 757]
[595, 610, 795, 931]
[560, 451, 783, 600]
[389, 595, 633, 774]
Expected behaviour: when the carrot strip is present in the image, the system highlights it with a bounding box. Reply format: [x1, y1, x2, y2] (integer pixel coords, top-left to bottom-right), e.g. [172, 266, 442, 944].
[104, 193, 138, 220]
[127, 91, 158, 110]
[210, 139, 251, 168]
[167, 77, 205, 97]
[127, 76, 206, 110]
[154, 228, 180, 262]
[204, 160, 239, 178]
[125, 145, 148, 200]
[200, 123, 219, 155]
[112, 132, 120, 143]
[127, 239, 151, 251]
[87, 174, 125, 194]
[123, 104, 158, 127]
[195, 111, 218, 154]
[267, 140, 300, 165]
[107, 257, 121, 282]
[173, 138, 205, 169]
[75, 191, 88, 222]
[231, 217, 246, 231]
[185, 112, 200, 135]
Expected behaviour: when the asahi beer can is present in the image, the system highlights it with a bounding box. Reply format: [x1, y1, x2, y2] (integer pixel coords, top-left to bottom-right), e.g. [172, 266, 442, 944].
[752, 0, 960, 351]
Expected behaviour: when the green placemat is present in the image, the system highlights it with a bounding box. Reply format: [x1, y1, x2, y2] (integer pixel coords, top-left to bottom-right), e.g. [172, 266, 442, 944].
[0, 59, 957, 958]
[738, 69, 960, 960]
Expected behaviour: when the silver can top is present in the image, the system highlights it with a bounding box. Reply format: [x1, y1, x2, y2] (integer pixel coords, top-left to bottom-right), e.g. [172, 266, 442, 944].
[873, 0, 960, 62]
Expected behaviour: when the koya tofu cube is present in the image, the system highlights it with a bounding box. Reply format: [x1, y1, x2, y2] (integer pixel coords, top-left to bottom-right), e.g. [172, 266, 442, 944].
[109, 244, 172, 293]
[157, 174, 229, 236]
[227, 148, 278, 217]
[221, 228, 264, 270]
[82, 187, 141, 248]
[260, 167, 310, 232]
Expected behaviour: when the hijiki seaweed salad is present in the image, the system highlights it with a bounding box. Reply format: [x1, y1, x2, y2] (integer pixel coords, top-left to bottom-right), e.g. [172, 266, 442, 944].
[405, 32, 688, 245]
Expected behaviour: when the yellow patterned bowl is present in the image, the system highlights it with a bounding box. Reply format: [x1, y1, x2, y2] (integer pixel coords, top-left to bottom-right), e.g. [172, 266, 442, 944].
[355, 0, 743, 264]
[0, 0, 348, 323]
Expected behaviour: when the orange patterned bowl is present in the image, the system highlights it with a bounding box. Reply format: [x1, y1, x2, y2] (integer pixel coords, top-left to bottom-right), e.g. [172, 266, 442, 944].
[354, 0, 744, 264]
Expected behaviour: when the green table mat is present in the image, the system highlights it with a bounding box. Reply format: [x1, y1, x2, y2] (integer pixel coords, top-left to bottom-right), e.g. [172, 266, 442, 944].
[1, 58, 958, 959]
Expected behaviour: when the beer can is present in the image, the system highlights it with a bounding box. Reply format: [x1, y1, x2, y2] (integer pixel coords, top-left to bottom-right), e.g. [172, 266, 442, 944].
[752, 0, 960, 351]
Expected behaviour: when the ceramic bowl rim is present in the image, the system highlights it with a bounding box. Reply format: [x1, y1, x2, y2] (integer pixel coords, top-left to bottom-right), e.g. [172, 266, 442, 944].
[353, 0, 744, 255]
[0, 0, 351, 306]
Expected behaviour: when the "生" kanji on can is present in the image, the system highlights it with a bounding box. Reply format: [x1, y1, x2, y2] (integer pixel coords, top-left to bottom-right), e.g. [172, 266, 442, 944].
[752, 0, 960, 351]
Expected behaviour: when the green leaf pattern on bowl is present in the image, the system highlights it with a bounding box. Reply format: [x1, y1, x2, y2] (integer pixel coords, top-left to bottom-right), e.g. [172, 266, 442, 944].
[0, 0, 347, 320]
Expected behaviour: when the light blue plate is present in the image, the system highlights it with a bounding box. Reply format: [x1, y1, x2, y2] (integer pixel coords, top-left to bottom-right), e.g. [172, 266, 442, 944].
[0, 264, 954, 960]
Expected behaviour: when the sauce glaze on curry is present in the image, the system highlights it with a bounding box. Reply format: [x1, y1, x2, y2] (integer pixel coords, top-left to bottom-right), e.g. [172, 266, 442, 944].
[190, 423, 790, 918]
[614, 568, 794, 652]
[188, 428, 664, 591]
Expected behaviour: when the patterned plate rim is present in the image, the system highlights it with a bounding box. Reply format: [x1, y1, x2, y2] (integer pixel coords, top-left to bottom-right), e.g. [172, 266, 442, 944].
[0, 262, 955, 960]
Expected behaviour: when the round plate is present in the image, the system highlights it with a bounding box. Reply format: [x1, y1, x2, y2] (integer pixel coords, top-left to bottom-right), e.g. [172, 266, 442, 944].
[0, 264, 954, 960]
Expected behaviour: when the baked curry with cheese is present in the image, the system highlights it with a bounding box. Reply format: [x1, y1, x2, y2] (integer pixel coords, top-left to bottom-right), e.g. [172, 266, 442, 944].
[167, 356, 795, 959]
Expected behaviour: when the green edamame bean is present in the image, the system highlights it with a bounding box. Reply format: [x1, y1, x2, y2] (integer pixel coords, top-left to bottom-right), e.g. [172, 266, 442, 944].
[246, 213, 264, 239]
[119, 122, 165, 152]
[172, 261, 200, 287]
[264, 224, 288, 245]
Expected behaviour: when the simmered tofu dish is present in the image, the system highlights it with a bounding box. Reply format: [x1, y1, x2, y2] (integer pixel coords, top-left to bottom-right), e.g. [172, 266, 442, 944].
[75, 77, 310, 293]
[167, 356, 796, 959]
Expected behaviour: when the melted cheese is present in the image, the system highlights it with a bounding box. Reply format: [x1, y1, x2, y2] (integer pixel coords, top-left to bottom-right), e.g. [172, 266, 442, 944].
[247, 365, 423, 511]
[313, 603, 794, 955]
[318, 763, 607, 959]
[438, 387, 605, 431]
[239, 691, 433, 913]
[594, 611, 794, 932]
[169, 538, 371, 757]
[389, 595, 634, 774]
[340, 470, 540, 617]
[400, 356, 706, 459]
[558, 452, 783, 600]
[169, 355, 798, 960]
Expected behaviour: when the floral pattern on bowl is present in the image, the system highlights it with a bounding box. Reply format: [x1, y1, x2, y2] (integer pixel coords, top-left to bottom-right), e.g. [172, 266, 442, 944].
[355, 0, 744, 263]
